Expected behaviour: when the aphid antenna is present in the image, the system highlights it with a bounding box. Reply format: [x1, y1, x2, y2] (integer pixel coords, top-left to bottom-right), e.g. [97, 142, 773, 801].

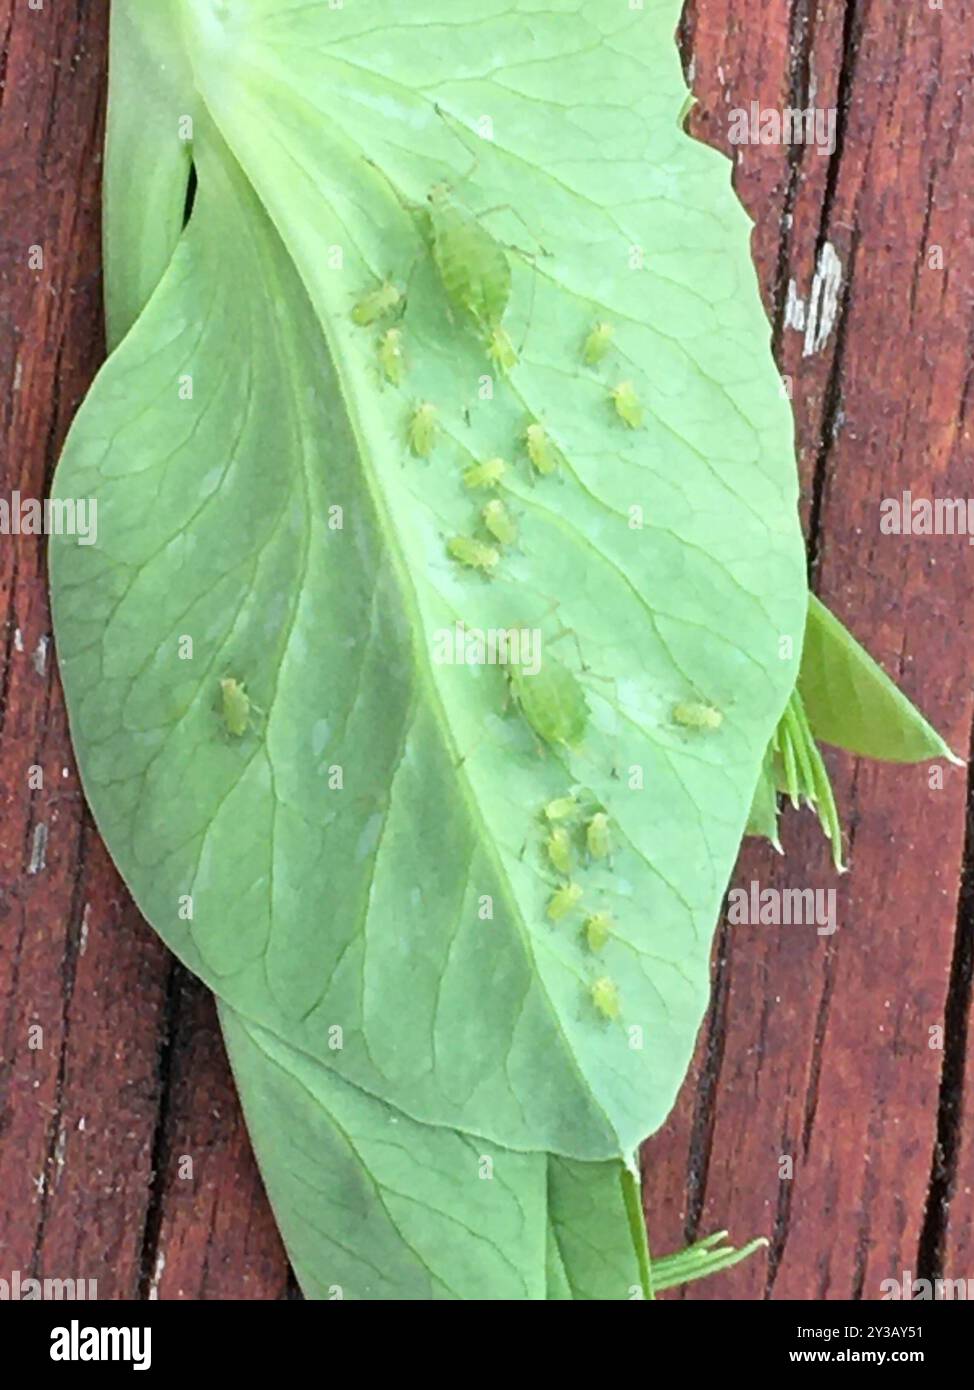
[431, 101, 484, 187]
[430, 105, 552, 259]
[361, 154, 427, 223]
[219, 671, 266, 713]
[493, 270, 538, 362]
[362, 154, 403, 207]
[519, 270, 539, 354]
[396, 252, 425, 312]
[544, 621, 591, 674]
[474, 204, 553, 260]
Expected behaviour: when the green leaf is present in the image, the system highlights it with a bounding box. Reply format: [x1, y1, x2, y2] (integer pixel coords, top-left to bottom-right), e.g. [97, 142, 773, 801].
[747, 594, 958, 862]
[773, 689, 846, 871]
[227, 1009, 695, 1302]
[651, 1230, 767, 1292]
[547, 1157, 651, 1300]
[746, 747, 781, 848]
[221, 1004, 548, 1300]
[50, 0, 809, 1294]
[103, 0, 195, 348]
[545, 1222, 574, 1300]
[800, 595, 960, 765]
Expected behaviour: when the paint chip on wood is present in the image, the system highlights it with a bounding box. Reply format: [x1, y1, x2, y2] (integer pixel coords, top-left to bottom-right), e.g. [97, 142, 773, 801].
[148, 1250, 166, 1301]
[28, 823, 48, 875]
[33, 634, 50, 676]
[803, 241, 843, 357]
[785, 278, 807, 332]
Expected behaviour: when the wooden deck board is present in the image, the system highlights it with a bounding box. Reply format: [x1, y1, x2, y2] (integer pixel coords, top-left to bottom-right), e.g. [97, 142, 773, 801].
[1, 0, 971, 1300]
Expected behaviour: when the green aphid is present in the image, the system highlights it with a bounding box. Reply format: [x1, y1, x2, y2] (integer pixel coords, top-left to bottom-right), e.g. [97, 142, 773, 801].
[544, 795, 578, 823]
[584, 912, 613, 953]
[428, 184, 512, 330]
[486, 324, 518, 374]
[377, 327, 405, 385]
[610, 380, 644, 429]
[482, 497, 517, 546]
[673, 701, 724, 732]
[463, 456, 506, 490]
[525, 422, 561, 477]
[408, 402, 438, 457]
[586, 811, 611, 861]
[219, 677, 254, 738]
[508, 652, 589, 747]
[351, 279, 402, 327]
[583, 321, 614, 366]
[447, 535, 499, 574]
[546, 825, 573, 877]
[591, 975, 621, 1021]
[547, 881, 583, 922]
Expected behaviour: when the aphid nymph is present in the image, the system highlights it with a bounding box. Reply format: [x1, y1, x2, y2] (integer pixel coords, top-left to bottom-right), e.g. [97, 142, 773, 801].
[586, 811, 611, 861]
[219, 677, 254, 738]
[591, 975, 621, 1021]
[352, 279, 402, 327]
[447, 535, 499, 574]
[377, 326, 405, 385]
[463, 457, 506, 490]
[583, 321, 614, 366]
[547, 881, 583, 922]
[672, 701, 724, 731]
[585, 912, 613, 953]
[544, 794, 578, 823]
[546, 825, 573, 876]
[525, 422, 561, 477]
[408, 402, 438, 458]
[610, 381, 644, 429]
[482, 498, 517, 546]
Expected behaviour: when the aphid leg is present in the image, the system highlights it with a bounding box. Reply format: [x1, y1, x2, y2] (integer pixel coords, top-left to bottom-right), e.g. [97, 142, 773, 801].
[518, 270, 538, 356]
[454, 725, 489, 769]
[475, 204, 552, 259]
[400, 251, 423, 312]
[546, 622, 590, 673]
[362, 155, 420, 220]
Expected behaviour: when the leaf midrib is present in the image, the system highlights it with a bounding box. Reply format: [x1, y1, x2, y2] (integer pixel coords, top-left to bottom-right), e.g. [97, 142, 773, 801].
[191, 72, 624, 1159]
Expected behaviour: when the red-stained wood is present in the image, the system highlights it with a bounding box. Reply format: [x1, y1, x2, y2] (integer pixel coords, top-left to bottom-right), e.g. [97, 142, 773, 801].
[643, 0, 974, 1299]
[0, 0, 286, 1300]
[1, 0, 971, 1301]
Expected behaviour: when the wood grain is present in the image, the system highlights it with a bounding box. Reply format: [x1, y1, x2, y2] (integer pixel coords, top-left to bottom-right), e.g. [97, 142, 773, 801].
[1, 0, 971, 1300]
[643, 0, 974, 1300]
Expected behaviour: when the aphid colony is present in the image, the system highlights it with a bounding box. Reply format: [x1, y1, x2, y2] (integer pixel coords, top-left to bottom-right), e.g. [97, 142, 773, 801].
[331, 153, 721, 1024]
[349, 162, 647, 588]
[537, 792, 621, 1021]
